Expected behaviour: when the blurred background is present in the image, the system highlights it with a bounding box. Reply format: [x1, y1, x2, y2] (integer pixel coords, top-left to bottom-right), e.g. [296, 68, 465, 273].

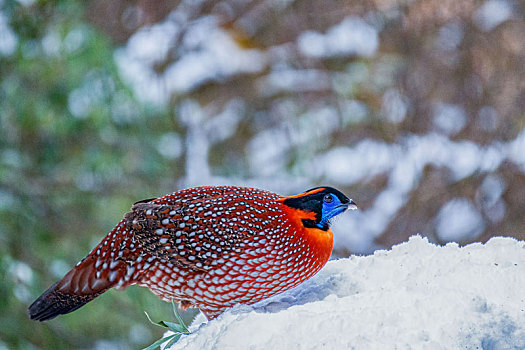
[1, 0, 525, 348]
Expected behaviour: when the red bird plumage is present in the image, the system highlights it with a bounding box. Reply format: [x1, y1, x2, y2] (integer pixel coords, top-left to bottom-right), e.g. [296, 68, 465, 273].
[29, 186, 356, 321]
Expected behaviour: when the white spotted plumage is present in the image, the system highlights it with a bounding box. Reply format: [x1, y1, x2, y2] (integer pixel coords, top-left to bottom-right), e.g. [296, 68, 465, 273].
[29, 185, 353, 322]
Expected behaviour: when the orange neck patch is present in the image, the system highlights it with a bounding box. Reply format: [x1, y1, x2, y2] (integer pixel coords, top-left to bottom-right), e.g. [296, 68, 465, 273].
[279, 203, 334, 264]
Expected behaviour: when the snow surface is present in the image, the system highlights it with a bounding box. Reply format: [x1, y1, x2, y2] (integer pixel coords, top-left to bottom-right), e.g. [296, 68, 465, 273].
[166, 236, 525, 349]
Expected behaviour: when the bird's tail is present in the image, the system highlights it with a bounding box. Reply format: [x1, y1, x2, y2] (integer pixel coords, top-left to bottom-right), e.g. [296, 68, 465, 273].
[29, 221, 133, 321]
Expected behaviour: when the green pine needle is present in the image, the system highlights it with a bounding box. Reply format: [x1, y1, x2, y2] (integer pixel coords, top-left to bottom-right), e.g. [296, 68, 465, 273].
[142, 334, 178, 350]
[142, 300, 191, 350]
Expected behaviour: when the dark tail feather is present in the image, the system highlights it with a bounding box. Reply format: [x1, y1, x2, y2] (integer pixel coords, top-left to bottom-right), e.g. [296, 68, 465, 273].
[29, 220, 134, 321]
[28, 281, 97, 321]
[29, 254, 127, 321]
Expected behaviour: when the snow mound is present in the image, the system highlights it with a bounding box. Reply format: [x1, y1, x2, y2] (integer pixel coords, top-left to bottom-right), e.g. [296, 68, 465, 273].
[168, 236, 525, 349]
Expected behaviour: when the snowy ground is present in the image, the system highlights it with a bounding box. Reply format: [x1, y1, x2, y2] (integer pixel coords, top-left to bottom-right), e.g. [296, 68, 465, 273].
[166, 236, 525, 349]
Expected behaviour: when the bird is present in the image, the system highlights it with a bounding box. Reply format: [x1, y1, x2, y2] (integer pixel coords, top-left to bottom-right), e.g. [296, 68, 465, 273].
[29, 185, 356, 321]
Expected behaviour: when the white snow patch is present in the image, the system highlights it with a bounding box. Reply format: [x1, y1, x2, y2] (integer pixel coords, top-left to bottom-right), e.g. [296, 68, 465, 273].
[507, 128, 525, 171]
[116, 14, 266, 105]
[167, 236, 525, 349]
[0, 12, 18, 56]
[435, 198, 485, 242]
[41, 30, 61, 57]
[63, 26, 88, 54]
[298, 17, 379, 58]
[433, 102, 466, 136]
[248, 127, 291, 177]
[381, 89, 408, 124]
[474, 0, 513, 32]
[157, 133, 183, 160]
[15, 0, 35, 6]
[321, 141, 398, 186]
[477, 174, 506, 223]
[436, 22, 464, 51]
[478, 174, 506, 209]
[125, 19, 179, 65]
[258, 68, 331, 96]
[341, 99, 368, 125]
[163, 24, 266, 93]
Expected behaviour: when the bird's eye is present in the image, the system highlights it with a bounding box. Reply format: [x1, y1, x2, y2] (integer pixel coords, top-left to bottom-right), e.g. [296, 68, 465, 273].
[323, 194, 333, 203]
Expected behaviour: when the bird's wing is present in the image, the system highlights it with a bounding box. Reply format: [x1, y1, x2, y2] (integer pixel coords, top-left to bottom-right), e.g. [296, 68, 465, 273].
[124, 186, 275, 272]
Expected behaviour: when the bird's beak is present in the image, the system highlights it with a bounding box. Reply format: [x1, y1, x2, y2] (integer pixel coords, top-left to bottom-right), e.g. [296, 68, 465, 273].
[337, 200, 358, 212]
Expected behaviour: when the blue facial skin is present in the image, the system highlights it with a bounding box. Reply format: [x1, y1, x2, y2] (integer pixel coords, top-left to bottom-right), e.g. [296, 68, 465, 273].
[318, 193, 349, 229]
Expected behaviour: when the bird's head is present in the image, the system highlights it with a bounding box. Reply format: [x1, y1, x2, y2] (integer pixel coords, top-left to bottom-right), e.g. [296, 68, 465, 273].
[281, 187, 357, 231]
